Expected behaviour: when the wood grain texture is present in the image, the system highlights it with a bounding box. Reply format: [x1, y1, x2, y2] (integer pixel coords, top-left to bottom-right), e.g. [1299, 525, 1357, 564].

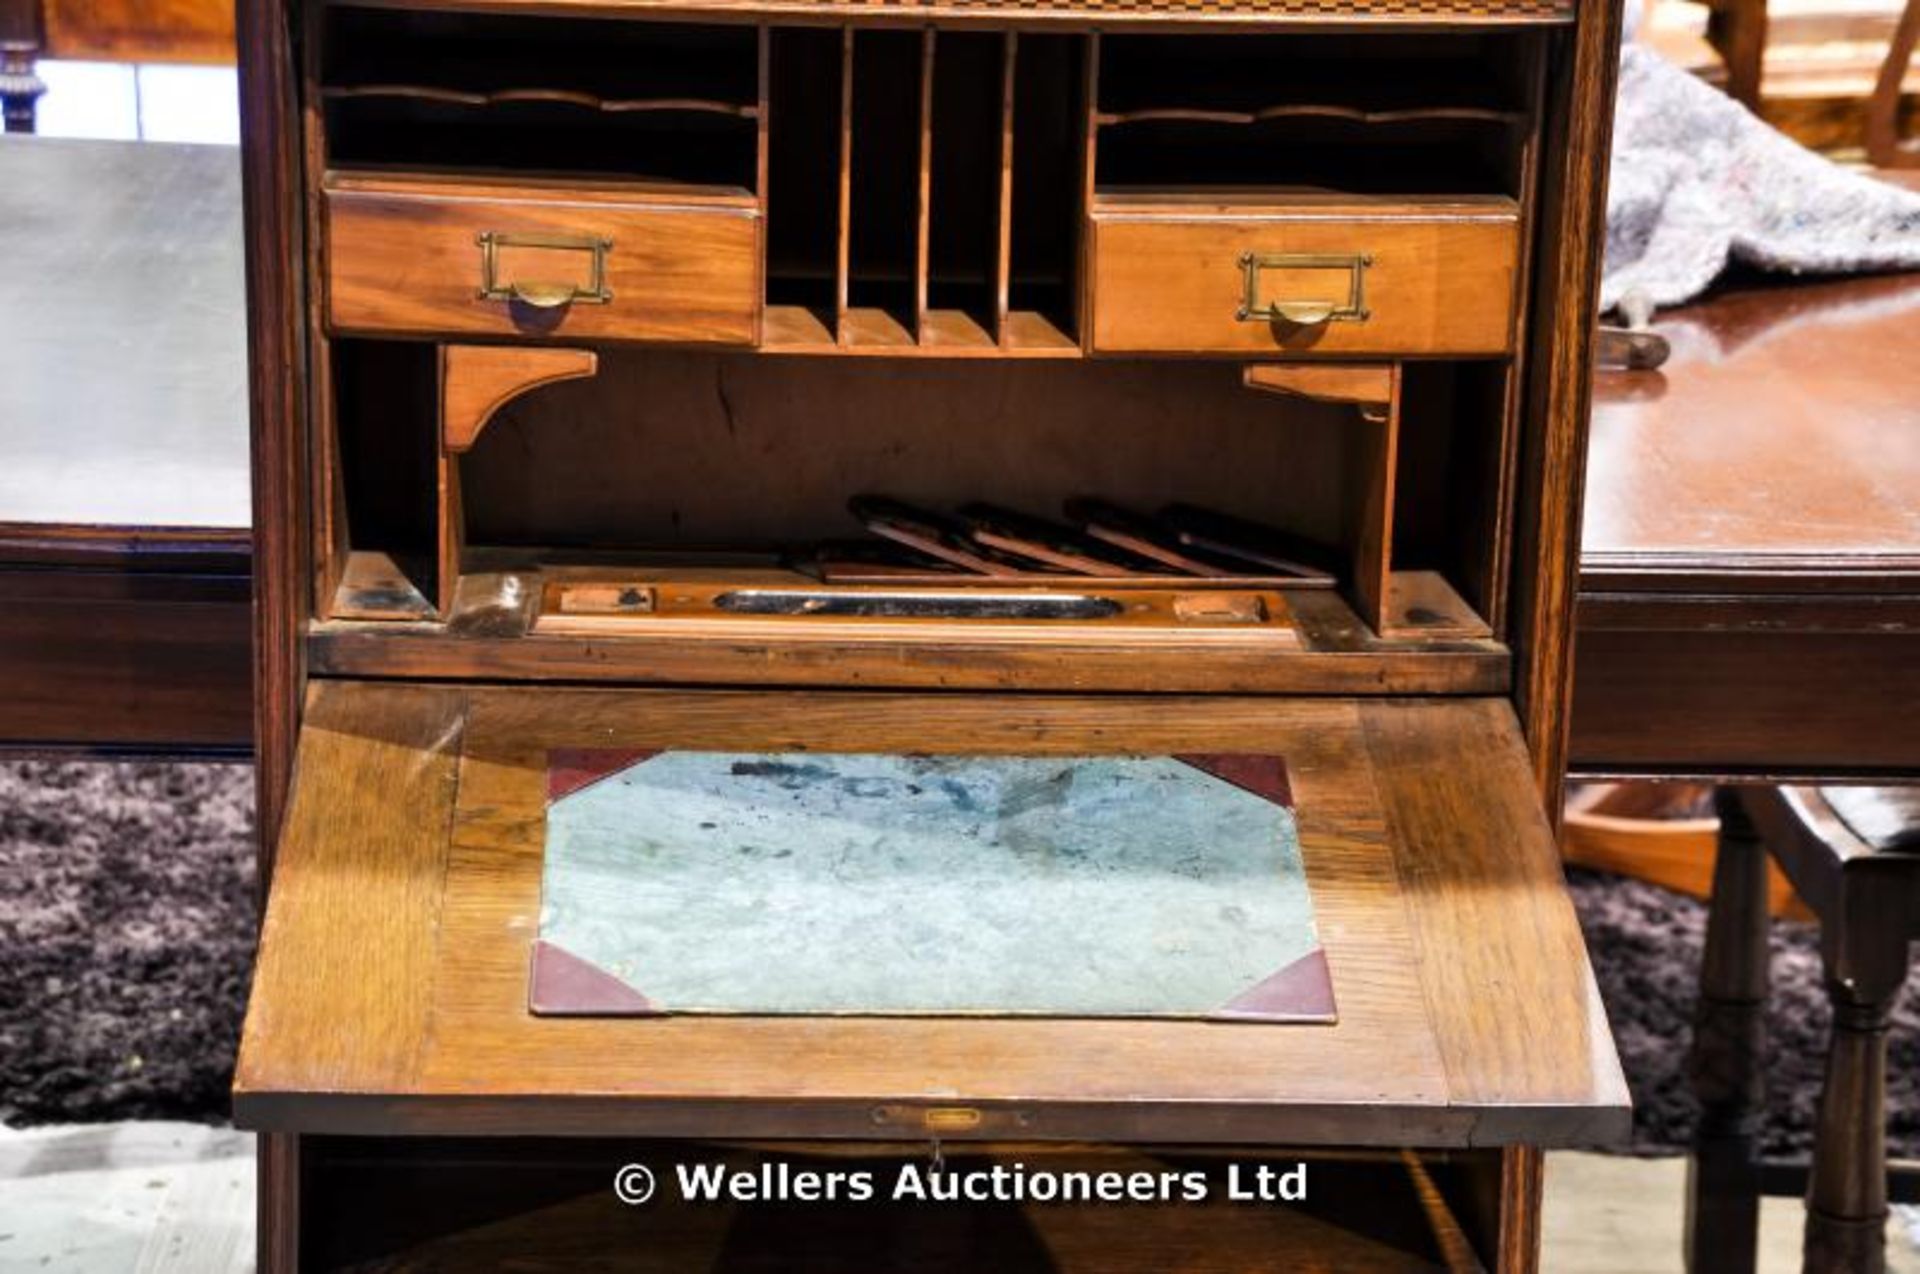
[301, 4, 346, 625]
[530, 571, 1302, 645]
[311, 567, 1508, 694]
[1582, 274, 1920, 582]
[320, 0, 1577, 27]
[1573, 273, 1920, 780]
[330, 549, 436, 622]
[1684, 789, 1770, 1273]
[1088, 198, 1518, 356]
[325, 174, 760, 344]
[1508, 0, 1624, 812]
[1346, 363, 1400, 633]
[235, 682, 467, 1100]
[0, 563, 251, 752]
[238, 5, 1628, 1263]
[437, 450, 463, 619]
[309, 625, 1507, 693]
[1498, 1147, 1545, 1274]
[1564, 785, 1773, 910]
[42, 0, 231, 63]
[836, 25, 855, 336]
[1243, 361, 1395, 411]
[441, 346, 599, 453]
[1742, 789, 1920, 1274]
[765, 306, 1078, 354]
[914, 28, 935, 336]
[1384, 569, 1493, 641]
[234, 681, 1626, 1149]
[995, 31, 1017, 342]
[458, 351, 1374, 550]
[1480, 34, 1549, 642]
[237, 0, 309, 1266]
[238, 0, 305, 893]
[1358, 698, 1629, 1146]
[1569, 620, 1920, 778]
[0, 525, 249, 756]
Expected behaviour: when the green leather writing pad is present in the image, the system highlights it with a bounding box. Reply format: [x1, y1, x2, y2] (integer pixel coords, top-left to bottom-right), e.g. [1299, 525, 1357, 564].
[532, 750, 1333, 1022]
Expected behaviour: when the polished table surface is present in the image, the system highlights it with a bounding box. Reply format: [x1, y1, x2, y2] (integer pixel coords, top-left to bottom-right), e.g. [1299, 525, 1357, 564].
[1571, 269, 1920, 778]
[1582, 272, 1920, 585]
[0, 137, 251, 754]
[0, 136, 250, 531]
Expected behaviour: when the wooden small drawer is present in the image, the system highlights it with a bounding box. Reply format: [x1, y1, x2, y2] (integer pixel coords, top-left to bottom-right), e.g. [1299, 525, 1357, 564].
[1089, 194, 1521, 356]
[325, 173, 760, 345]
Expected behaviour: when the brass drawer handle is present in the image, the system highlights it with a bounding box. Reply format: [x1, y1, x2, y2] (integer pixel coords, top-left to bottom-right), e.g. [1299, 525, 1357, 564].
[476, 231, 614, 308]
[1237, 252, 1373, 326]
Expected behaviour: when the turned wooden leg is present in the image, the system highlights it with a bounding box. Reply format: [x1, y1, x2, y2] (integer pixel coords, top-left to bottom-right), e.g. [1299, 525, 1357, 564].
[1685, 788, 1771, 1274]
[1804, 989, 1892, 1273]
[1803, 862, 1912, 1274]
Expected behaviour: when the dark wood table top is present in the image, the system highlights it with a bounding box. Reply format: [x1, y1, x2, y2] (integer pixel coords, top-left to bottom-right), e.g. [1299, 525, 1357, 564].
[1583, 269, 1920, 594]
[0, 136, 250, 537]
[1572, 268, 1920, 779]
[0, 138, 251, 756]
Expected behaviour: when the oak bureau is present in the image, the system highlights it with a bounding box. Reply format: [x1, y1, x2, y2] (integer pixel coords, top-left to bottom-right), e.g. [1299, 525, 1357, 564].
[231, 0, 1629, 1264]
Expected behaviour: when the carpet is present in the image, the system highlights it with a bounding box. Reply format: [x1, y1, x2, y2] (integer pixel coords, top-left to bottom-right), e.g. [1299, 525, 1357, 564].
[0, 762, 254, 1126]
[2, 760, 1915, 1157]
[1569, 867, 1920, 1157]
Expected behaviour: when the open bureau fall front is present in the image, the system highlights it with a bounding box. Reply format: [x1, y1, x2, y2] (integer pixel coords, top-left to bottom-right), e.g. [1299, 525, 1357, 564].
[233, 0, 1630, 1266]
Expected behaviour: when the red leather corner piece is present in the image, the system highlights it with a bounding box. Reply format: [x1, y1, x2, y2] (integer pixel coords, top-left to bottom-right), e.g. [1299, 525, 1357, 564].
[528, 940, 661, 1016]
[546, 748, 660, 803]
[1214, 947, 1336, 1023]
[1174, 753, 1294, 809]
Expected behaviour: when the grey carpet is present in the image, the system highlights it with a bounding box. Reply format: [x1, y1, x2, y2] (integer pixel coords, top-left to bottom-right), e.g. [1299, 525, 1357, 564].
[1, 760, 1915, 1157]
[1568, 866, 1920, 1158]
[0, 761, 254, 1126]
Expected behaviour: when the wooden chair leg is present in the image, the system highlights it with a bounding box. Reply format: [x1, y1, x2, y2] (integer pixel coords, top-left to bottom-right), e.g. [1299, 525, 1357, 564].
[1707, 0, 1770, 110]
[1804, 988, 1893, 1273]
[1803, 863, 1912, 1274]
[1865, 0, 1920, 169]
[1685, 788, 1771, 1274]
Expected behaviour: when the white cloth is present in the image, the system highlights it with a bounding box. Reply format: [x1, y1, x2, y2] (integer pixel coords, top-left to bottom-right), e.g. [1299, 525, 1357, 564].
[1601, 40, 1920, 314]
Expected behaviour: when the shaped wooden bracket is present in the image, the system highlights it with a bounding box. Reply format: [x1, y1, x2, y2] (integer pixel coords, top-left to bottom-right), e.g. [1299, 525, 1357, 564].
[1244, 361, 1403, 635]
[441, 345, 599, 454]
[432, 344, 598, 622]
[1242, 363, 1396, 423]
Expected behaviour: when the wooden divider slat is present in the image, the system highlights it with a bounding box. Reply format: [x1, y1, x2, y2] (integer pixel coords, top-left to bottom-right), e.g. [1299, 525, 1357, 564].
[755, 24, 771, 344]
[1348, 363, 1402, 635]
[915, 29, 936, 341]
[1077, 32, 1099, 345]
[835, 25, 854, 344]
[1485, 31, 1551, 635]
[994, 32, 1016, 345]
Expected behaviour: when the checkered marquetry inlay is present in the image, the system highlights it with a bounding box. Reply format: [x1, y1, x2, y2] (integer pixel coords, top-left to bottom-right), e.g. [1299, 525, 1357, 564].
[829, 0, 1569, 13]
[644, 0, 1574, 23]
